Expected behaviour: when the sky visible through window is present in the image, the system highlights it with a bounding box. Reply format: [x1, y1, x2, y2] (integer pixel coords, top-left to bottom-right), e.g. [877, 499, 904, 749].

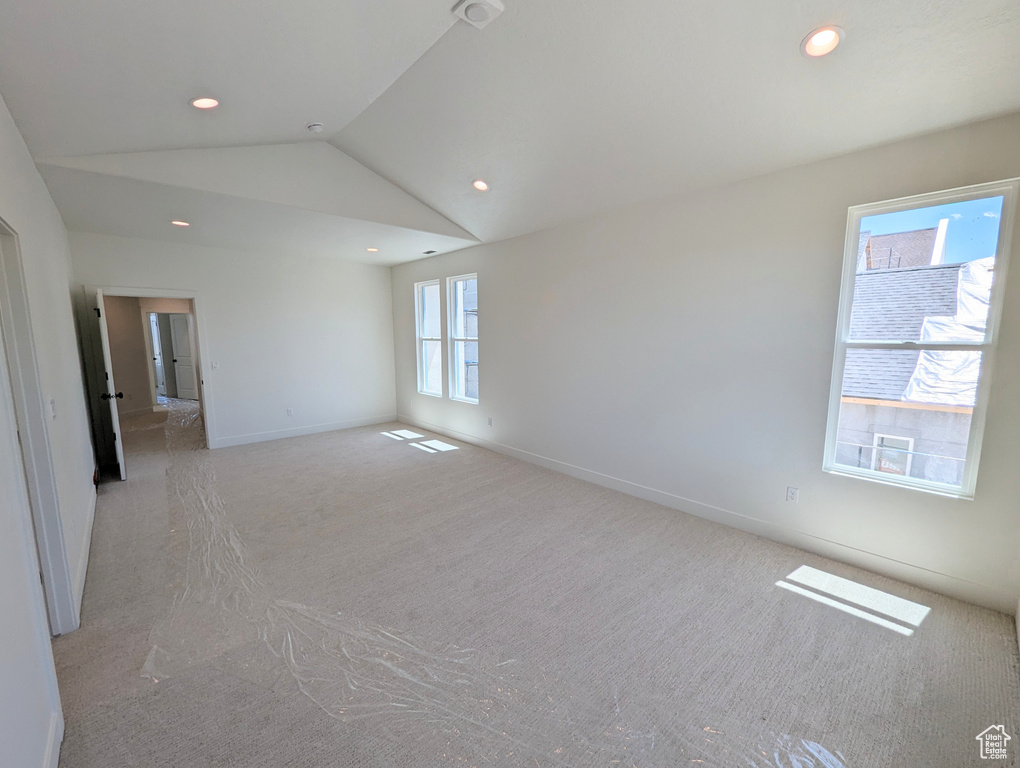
[860, 195, 1004, 264]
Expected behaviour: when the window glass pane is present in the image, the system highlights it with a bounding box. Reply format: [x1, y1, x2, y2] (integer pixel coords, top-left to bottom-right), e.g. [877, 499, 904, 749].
[452, 340, 478, 401]
[421, 339, 441, 395]
[452, 278, 478, 340]
[848, 196, 1003, 343]
[873, 435, 913, 476]
[834, 348, 979, 487]
[420, 283, 441, 339]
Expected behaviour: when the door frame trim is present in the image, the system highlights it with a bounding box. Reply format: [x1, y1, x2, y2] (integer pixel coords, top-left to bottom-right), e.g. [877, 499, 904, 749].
[82, 284, 213, 449]
[0, 219, 78, 635]
[141, 310, 165, 405]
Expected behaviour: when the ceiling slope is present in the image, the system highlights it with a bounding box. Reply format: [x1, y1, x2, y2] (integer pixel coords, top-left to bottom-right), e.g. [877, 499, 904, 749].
[336, 0, 1020, 243]
[38, 164, 478, 265]
[0, 0, 457, 157]
[39, 143, 475, 240]
[2, 0, 1020, 260]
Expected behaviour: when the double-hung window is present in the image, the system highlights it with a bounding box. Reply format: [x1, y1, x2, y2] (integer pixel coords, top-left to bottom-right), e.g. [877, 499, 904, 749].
[823, 179, 1018, 498]
[448, 274, 479, 403]
[415, 280, 442, 396]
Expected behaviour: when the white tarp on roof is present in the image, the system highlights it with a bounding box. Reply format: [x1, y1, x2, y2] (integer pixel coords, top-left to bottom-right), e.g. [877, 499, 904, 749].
[902, 256, 994, 406]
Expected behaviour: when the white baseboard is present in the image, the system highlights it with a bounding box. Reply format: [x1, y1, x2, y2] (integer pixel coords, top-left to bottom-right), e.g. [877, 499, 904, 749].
[210, 414, 397, 449]
[43, 711, 62, 768]
[398, 414, 1018, 615]
[73, 489, 97, 617]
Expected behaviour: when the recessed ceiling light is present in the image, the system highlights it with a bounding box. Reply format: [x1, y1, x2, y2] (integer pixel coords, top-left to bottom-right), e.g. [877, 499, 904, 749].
[802, 26, 844, 57]
[473, 179, 489, 191]
[307, 122, 324, 133]
[170, 220, 190, 227]
[366, 247, 379, 252]
[190, 97, 219, 110]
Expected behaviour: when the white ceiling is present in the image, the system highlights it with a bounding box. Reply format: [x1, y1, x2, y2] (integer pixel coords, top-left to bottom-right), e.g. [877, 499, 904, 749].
[2, 0, 1019, 263]
[0, 0, 456, 157]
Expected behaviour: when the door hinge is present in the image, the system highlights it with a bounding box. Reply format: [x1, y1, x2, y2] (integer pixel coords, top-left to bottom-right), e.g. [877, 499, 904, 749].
[94, 307, 101, 318]
[105, 372, 109, 381]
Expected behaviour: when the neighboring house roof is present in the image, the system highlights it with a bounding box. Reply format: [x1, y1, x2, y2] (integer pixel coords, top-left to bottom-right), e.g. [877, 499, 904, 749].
[844, 348, 926, 402]
[843, 263, 962, 401]
[849, 263, 961, 340]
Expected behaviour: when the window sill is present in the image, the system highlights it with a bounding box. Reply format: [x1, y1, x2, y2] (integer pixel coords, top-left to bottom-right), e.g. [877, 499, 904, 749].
[823, 465, 973, 500]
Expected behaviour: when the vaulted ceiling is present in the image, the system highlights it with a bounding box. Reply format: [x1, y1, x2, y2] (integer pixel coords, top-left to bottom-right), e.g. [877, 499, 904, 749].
[1, 0, 1019, 265]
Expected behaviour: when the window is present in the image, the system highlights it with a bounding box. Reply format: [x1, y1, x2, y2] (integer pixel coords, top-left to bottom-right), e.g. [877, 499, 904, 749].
[448, 274, 478, 403]
[823, 179, 1018, 498]
[415, 280, 442, 396]
[871, 434, 914, 476]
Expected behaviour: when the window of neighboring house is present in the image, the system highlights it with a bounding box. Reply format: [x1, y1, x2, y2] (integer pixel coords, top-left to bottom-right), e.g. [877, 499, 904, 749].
[448, 274, 478, 403]
[415, 280, 442, 396]
[871, 434, 914, 476]
[823, 178, 1018, 498]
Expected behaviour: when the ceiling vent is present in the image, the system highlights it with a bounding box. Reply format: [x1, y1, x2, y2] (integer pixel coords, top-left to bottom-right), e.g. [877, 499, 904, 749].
[452, 0, 504, 29]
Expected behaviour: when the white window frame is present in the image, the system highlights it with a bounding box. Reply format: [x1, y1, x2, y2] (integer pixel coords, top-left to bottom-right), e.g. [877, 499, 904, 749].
[414, 279, 442, 397]
[823, 178, 1019, 499]
[448, 273, 478, 404]
[870, 433, 915, 477]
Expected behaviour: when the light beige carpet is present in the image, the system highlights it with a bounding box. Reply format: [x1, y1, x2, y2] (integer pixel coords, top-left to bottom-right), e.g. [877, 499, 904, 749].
[53, 402, 1020, 766]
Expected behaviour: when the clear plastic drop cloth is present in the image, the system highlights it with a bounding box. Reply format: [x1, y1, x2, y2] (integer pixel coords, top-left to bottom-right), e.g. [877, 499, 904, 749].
[142, 401, 847, 766]
[903, 257, 993, 406]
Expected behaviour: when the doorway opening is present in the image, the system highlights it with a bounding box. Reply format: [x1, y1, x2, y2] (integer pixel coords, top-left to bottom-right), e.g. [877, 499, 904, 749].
[146, 310, 200, 403]
[81, 289, 208, 482]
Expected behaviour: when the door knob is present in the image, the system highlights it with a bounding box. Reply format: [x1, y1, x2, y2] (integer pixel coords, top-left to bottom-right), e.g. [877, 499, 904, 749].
[101, 392, 124, 400]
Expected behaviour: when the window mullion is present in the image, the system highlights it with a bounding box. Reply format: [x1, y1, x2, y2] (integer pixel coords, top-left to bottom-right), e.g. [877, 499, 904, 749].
[842, 341, 992, 352]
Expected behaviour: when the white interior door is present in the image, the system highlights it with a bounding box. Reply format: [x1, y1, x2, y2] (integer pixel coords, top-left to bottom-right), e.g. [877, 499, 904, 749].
[95, 289, 126, 480]
[169, 313, 199, 400]
[149, 313, 166, 396]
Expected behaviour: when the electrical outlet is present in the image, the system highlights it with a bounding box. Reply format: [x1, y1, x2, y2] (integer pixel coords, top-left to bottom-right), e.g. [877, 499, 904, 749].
[487, 417, 492, 426]
[786, 486, 800, 503]
[286, 408, 294, 416]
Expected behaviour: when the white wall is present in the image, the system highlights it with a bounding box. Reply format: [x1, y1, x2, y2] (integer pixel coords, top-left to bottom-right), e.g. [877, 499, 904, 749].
[138, 297, 191, 314]
[70, 233, 397, 448]
[0, 91, 93, 764]
[392, 111, 1020, 614]
[103, 296, 154, 415]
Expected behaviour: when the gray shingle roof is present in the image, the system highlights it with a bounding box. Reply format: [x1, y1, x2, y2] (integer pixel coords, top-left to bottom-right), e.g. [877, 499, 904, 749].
[849, 263, 960, 340]
[843, 348, 922, 401]
[843, 263, 963, 400]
